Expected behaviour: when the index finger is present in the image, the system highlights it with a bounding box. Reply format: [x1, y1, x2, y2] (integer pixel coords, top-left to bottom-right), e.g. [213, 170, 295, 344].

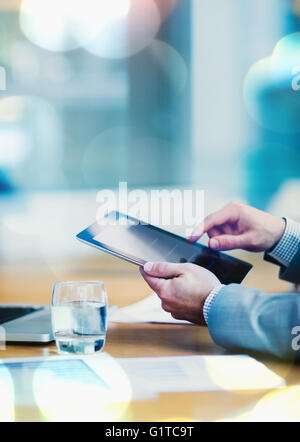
[187, 203, 238, 242]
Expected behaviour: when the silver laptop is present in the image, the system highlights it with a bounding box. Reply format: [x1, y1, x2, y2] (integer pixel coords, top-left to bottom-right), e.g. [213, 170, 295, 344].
[0, 305, 53, 343]
[0, 304, 116, 343]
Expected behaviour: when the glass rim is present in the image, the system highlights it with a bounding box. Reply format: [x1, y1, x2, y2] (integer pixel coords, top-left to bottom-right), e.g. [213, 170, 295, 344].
[53, 280, 105, 288]
[51, 281, 107, 306]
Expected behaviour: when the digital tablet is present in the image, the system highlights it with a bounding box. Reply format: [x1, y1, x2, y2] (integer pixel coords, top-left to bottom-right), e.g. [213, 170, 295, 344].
[77, 212, 252, 284]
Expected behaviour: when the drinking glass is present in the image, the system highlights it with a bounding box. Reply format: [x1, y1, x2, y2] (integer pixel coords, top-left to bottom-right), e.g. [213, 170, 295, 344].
[51, 281, 107, 355]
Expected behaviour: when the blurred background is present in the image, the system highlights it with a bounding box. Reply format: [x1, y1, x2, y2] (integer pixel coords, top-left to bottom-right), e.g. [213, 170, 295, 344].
[0, 0, 299, 265]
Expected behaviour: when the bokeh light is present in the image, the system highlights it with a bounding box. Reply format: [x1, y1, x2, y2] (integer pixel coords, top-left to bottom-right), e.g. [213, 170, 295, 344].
[0, 363, 15, 422]
[148, 40, 188, 94]
[20, 0, 130, 52]
[0, 95, 26, 123]
[203, 356, 285, 392]
[20, 0, 82, 52]
[0, 95, 64, 190]
[20, 0, 160, 58]
[244, 32, 300, 133]
[272, 32, 300, 80]
[154, 0, 178, 21]
[83, 128, 178, 188]
[10, 41, 40, 86]
[33, 355, 132, 421]
[82, 127, 129, 188]
[248, 386, 300, 422]
[84, 0, 161, 59]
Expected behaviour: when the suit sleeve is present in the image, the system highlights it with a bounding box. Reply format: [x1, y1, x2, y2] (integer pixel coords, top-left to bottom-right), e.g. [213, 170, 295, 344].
[265, 248, 300, 285]
[264, 218, 300, 284]
[207, 284, 300, 359]
[207, 219, 300, 358]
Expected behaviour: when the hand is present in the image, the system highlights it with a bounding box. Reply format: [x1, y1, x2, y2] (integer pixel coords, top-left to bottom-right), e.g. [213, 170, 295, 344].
[187, 202, 286, 252]
[140, 262, 221, 325]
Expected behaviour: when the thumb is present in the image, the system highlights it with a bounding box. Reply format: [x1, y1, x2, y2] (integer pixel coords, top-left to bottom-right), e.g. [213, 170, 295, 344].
[143, 262, 183, 278]
[209, 234, 249, 251]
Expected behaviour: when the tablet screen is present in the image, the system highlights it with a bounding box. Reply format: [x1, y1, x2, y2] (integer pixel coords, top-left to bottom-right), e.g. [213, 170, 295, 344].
[77, 212, 252, 284]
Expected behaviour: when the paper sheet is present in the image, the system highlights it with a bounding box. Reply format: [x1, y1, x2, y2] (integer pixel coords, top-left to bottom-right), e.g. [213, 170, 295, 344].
[0, 353, 157, 408]
[109, 292, 192, 325]
[118, 355, 286, 392]
[0, 353, 285, 412]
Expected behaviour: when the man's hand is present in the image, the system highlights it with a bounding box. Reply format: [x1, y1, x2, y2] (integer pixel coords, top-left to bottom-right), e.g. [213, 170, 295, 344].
[187, 202, 286, 252]
[140, 262, 221, 325]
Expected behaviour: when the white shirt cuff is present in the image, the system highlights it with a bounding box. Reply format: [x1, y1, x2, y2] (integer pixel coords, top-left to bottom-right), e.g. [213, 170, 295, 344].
[203, 284, 225, 325]
[268, 218, 300, 267]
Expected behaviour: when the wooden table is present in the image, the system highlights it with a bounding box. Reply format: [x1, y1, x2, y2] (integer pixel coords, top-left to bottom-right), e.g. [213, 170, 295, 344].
[1, 253, 300, 422]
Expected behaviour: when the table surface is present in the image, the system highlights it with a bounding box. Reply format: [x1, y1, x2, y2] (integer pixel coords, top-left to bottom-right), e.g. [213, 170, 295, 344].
[0, 253, 299, 422]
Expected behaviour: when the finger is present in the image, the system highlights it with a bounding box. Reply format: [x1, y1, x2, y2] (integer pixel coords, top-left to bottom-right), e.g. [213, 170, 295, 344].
[143, 262, 184, 279]
[187, 220, 204, 242]
[188, 204, 239, 242]
[219, 223, 235, 235]
[139, 267, 166, 293]
[209, 233, 250, 251]
[207, 227, 222, 238]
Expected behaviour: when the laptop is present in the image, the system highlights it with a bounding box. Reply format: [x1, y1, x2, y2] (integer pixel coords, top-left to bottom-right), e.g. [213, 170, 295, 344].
[0, 304, 53, 343]
[0, 303, 116, 343]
